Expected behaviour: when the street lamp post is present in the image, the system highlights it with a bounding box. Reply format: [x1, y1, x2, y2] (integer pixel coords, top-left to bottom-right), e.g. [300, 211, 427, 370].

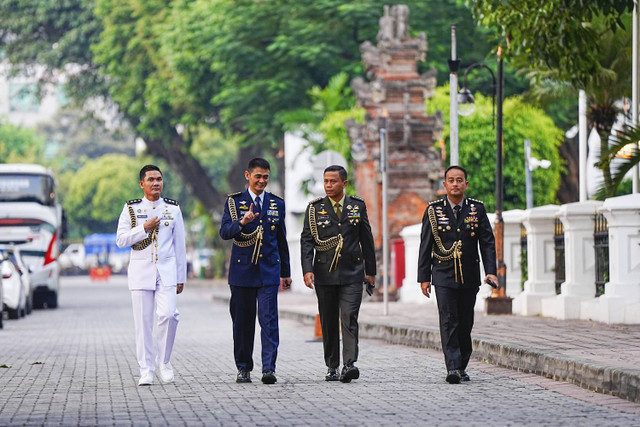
[457, 48, 511, 311]
[448, 24, 461, 166]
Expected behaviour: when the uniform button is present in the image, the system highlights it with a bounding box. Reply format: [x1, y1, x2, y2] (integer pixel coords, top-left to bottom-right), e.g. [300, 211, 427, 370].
[259, 254, 263, 258]
[237, 259, 241, 263]
[457, 228, 460, 232]
[260, 220, 263, 224]
[338, 223, 341, 226]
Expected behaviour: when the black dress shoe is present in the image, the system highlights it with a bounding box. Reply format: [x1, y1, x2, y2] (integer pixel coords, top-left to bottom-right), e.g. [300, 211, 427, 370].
[261, 370, 277, 384]
[460, 370, 470, 382]
[339, 364, 360, 383]
[325, 368, 340, 381]
[446, 370, 461, 384]
[236, 371, 251, 383]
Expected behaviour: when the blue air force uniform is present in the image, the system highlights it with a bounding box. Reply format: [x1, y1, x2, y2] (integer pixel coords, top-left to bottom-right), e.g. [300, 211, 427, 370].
[219, 190, 291, 373]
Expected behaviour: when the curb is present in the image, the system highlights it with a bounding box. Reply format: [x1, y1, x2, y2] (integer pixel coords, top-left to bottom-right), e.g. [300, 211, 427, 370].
[211, 294, 640, 403]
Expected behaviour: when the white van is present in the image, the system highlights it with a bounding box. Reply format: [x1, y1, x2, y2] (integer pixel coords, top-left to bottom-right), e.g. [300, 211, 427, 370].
[0, 164, 64, 308]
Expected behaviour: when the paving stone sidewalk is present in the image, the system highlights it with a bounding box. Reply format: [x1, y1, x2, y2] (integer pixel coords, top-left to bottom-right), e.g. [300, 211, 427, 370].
[209, 282, 640, 403]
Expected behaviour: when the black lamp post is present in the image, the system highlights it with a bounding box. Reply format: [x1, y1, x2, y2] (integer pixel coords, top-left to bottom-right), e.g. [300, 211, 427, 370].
[458, 48, 510, 309]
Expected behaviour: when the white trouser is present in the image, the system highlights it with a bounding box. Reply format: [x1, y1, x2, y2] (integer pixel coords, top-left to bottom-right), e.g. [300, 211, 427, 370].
[130, 274, 180, 377]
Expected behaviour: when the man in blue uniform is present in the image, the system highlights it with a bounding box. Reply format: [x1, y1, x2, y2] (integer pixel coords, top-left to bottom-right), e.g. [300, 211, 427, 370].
[220, 158, 292, 385]
[116, 165, 186, 386]
[418, 165, 497, 384]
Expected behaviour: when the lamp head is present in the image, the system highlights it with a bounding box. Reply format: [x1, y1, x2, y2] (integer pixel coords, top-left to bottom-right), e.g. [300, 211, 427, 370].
[457, 87, 476, 116]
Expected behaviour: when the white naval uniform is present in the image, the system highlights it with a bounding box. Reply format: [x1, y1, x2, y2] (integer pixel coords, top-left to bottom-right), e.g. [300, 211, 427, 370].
[116, 196, 187, 377]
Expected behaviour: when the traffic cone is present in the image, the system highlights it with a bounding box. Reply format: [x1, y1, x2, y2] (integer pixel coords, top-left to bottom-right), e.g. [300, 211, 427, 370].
[314, 314, 323, 339]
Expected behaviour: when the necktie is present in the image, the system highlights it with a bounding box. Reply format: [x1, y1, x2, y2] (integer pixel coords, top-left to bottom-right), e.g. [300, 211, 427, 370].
[334, 202, 341, 218]
[255, 197, 261, 214]
[454, 205, 461, 221]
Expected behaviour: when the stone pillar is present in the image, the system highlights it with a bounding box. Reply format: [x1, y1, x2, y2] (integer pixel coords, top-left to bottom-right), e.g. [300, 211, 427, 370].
[541, 201, 602, 319]
[346, 4, 443, 263]
[512, 205, 559, 316]
[398, 223, 433, 305]
[582, 194, 640, 324]
[502, 209, 526, 299]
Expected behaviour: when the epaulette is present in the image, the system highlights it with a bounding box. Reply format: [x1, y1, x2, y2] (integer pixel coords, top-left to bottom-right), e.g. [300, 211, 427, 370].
[428, 198, 444, 205]
[163, 197, 179, 206]
[350, 195, 365, 202]
[270, 193, 284, 200]
[308, 197, 323, 204]
[468, 198, 484, 204]
[127, 198, 142, 205]
[227, 191, 242, 198]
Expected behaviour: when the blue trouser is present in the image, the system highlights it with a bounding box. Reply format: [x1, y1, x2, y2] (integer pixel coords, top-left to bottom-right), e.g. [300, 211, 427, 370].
[229, 284, 279, 372]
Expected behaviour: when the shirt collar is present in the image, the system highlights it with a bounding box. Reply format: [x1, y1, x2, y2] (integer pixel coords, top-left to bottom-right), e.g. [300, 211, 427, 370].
[328, 194, 345, 208]
[447, 197, 464, 210]
[248, 189, 263, 204]
[143, 196, 162, 206]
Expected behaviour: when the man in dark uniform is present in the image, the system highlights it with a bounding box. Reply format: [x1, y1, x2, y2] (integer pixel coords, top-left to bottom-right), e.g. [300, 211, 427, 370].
[418, 165, 497, 384]
[220, 158, 292, 385]
[300, 165, 376, 383]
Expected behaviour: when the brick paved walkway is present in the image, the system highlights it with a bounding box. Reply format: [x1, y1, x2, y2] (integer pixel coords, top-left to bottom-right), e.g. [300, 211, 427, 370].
[0, 276, 639, 426]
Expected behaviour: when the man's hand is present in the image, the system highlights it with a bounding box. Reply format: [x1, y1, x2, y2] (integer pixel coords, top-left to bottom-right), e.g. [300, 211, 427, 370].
[281, 277, 292, 290]
[420, 281, 431, 298]
[484, 274, 499, 288]
[304, 272, 315, 289]
[176, 283, 184, 294]
[144, 216, 160, 232]
[365, 275, 375, 286]
[239, 203, 257, 226]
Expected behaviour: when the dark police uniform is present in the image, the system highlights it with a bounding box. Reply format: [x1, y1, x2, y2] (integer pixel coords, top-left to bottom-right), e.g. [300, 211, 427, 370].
[417, 197, 496, 372]
[219, 190, 290, 374]
[300, 195, 376, 369]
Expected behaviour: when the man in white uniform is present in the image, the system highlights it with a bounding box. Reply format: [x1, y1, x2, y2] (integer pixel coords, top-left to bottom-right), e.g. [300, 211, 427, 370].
[116, 164, 187, 386]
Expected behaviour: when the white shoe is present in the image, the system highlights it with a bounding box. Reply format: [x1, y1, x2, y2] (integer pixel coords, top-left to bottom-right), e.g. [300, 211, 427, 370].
[138, 373, 154, 386]
[158, 362, 174, 383]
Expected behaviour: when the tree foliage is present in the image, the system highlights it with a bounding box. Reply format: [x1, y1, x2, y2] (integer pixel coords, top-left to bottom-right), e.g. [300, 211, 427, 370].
[428, 85, 563, 210]
[0, 119, 45, 163]
[469, 0, 633, 86]
[61, 154, 145, 238]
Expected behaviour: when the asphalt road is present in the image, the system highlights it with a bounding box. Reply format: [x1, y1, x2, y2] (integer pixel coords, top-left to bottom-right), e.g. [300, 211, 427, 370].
[0, 275, 638, 426]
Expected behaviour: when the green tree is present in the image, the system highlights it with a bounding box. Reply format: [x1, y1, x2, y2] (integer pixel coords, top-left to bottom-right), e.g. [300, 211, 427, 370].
[0, 119, 45, 163]
[2, 0, 517, 213]
[469, 0, 633, 85]
[428, 85, 563, 210]
[470, 2, 634, 197]
[62, 154, 150, 238]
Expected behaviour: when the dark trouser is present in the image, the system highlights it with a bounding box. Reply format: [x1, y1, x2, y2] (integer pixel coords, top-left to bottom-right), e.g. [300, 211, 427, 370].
[315, 282, 363, 369]
[229, 284, 279, 372]
[434, 285, 478, 371]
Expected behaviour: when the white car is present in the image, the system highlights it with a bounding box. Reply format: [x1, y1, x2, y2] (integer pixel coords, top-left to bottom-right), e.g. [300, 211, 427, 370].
[1, 246, 33, 314]
[0, 275, 4, 329]
[1, 250, 28, 319]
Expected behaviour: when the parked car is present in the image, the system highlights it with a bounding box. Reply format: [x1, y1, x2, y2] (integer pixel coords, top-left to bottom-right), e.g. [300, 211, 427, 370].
[0, 249, 27, 319]
[0, 274, 4, 329]
[1, 245, 33, 314]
